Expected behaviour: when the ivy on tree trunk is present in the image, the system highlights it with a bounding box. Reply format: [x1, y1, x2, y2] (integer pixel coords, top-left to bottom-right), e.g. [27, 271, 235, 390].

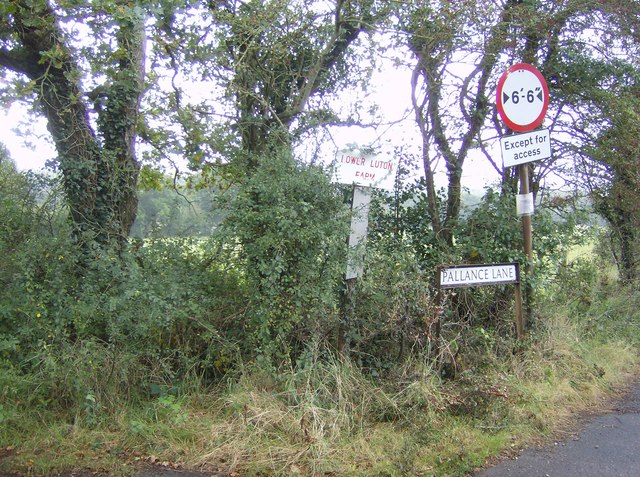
[0, 0, 145, 248]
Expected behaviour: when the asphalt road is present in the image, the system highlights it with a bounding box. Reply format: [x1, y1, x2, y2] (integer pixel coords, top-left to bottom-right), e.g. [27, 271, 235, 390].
[474, 380, 640, 477]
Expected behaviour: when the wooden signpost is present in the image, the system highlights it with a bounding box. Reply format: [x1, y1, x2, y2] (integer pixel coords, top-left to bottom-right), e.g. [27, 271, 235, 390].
[495, 63, 551, 334]
[332, 149, 398, 354]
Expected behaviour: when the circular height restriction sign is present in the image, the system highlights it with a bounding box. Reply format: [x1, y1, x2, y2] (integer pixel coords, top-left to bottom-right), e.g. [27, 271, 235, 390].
[496, 63, 549, 133]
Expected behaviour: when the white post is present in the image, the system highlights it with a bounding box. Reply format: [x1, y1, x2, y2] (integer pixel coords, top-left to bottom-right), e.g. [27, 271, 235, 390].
[345, 186, 372, 280]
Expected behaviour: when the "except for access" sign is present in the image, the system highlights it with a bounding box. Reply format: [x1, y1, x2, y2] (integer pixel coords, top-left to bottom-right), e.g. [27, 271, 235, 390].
[500, 128, 551, 168]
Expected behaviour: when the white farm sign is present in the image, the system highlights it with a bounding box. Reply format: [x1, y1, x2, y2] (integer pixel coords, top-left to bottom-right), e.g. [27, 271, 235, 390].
[333, 153, 397, 191]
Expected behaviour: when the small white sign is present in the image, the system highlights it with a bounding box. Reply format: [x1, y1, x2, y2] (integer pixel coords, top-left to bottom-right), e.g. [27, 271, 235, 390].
[501, 129, 551, 168]
[516, 192, 535, 216]
[440, 263, 520, 288]
[333, 152, 397, 191]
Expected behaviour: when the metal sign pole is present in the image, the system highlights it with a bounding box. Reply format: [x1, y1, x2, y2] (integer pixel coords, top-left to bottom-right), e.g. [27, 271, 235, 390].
[518, 164, 534, 329]
[496, 63, 549, 337]
[332, 148, 399, 357]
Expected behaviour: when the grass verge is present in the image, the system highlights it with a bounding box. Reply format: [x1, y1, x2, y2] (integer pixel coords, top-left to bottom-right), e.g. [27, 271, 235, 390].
[1, 282, 639, 476]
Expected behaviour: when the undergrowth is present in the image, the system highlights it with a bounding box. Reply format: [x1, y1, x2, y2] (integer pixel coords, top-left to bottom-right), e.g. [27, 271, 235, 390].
[1, 277, 639, 477]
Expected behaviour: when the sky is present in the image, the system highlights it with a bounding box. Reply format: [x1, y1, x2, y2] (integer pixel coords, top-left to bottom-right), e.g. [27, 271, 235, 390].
[0, 61, 503, 195]
[1, 103, 57, 170]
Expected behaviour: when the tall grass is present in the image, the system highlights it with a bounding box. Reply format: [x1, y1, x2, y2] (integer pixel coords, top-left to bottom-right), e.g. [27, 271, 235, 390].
[2, 277, 639, 476]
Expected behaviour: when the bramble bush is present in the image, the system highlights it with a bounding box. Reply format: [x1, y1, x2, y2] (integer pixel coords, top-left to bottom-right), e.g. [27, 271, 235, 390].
[345, 240, 437, 373]
[0, 161, 249, 414]
[218, 148, 349, 369]
[365, 181, 592, 371]
[0, 141, 605, 425]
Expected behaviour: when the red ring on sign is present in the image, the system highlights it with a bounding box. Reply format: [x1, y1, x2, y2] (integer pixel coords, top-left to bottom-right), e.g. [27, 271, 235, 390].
[496, 63, 549, 133]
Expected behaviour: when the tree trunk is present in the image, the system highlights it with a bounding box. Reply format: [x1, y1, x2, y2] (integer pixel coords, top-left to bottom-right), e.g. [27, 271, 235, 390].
[0, 0, 145, 247]
[407, 0, 519, 248]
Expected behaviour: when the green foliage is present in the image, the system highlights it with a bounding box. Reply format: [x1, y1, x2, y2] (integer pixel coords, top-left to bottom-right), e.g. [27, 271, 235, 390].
[1, 234, 250, 413]
[367, 182, 591, 359]
[0, 151, 36, 245]
[587, 89, 640, 282]
[0, 160, 68, 359]
[220, 149, 348, 367]
[456, 188, 523, 265]
[370, 176, 449, 270]
[458, 187, 584, 291]
[0, 168, 248, 413]
[549, 256, 599, 317]
[132, 187, 222, 238]
[346, 240, 437, 372]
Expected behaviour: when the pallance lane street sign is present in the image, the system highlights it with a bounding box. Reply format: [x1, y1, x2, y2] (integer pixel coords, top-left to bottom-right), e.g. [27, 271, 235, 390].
[436, 262, 525, 340]
[439, 263, 520, 289]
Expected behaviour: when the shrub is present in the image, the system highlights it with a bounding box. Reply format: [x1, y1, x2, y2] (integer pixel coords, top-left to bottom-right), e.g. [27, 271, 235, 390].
[219, 149, 349, 368]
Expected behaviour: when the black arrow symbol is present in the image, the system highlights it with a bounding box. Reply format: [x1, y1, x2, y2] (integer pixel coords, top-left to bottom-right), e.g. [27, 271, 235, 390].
[537, 90, 543, 101]
[503, 92, 509, 104]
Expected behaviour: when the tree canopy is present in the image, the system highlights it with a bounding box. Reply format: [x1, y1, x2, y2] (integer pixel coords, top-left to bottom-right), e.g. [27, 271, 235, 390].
[0, 0, 638, 300]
